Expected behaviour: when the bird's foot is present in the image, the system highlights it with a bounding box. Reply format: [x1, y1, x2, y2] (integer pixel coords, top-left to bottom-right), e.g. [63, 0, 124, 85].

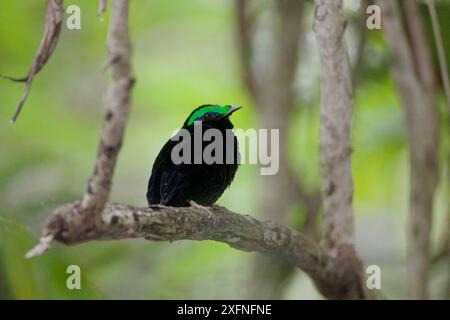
[189, 201, 217, 225]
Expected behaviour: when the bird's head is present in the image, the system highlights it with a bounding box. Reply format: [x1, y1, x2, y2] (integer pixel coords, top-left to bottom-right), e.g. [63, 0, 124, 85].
[183, 104, 242, 129]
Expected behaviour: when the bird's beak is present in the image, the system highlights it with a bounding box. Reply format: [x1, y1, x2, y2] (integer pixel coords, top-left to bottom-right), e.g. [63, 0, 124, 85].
[225, 105, 243, 117]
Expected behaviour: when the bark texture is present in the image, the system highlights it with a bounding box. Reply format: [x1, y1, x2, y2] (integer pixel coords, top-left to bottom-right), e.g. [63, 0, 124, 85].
[378, 0, 439, 299]
[314, 0, 355, 253]
[30, 201, 378, 299]
[313, 0, 371, 299]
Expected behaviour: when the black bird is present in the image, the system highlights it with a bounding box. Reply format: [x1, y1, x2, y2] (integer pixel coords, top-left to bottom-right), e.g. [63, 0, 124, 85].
[147, 104, 242, 207]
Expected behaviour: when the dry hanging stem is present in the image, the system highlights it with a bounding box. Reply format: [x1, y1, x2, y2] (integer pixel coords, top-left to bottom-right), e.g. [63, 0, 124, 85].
[0, 0, 64, 123]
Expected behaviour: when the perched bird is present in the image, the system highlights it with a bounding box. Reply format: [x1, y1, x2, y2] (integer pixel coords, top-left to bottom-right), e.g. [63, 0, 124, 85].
[147, 104, 242, 207]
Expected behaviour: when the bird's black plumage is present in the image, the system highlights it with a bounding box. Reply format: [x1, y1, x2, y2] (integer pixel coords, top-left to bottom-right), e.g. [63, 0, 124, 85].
[147, 104, 241, 207]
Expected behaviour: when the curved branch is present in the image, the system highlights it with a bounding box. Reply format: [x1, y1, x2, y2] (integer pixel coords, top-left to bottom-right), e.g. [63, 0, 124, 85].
[27, 201, 378, 299]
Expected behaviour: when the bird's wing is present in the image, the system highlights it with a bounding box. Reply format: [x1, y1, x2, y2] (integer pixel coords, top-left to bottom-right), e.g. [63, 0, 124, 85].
[147, 139, 176, 205]
[147, 168, 161, 204]
[159, 166, 188, 205]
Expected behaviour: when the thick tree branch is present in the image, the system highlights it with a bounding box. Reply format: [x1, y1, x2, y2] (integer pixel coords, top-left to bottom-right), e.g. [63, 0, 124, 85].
[312, 0, 373, 299]
[28, 201, 378, 299]
[314, 0, 355, 253]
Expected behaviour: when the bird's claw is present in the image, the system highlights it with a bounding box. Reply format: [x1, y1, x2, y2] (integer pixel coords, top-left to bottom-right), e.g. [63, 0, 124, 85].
[189, 201, 217, 225]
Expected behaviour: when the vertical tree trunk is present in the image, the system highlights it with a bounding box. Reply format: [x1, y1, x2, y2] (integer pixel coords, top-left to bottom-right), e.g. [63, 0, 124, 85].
[377, 0, 439, 299]
[313, 0, 368, 298]
[314, 0, 355, 253]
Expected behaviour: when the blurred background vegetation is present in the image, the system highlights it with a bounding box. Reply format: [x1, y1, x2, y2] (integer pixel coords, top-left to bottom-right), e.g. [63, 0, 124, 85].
[0, 0, 448, 299]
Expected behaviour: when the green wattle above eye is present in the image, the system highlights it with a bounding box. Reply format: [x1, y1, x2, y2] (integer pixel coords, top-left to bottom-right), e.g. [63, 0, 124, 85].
[187, 105, 231, 126]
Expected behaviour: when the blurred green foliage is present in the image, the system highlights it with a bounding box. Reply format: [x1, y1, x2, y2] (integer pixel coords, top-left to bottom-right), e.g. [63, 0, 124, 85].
[0, 0, 448, 299]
